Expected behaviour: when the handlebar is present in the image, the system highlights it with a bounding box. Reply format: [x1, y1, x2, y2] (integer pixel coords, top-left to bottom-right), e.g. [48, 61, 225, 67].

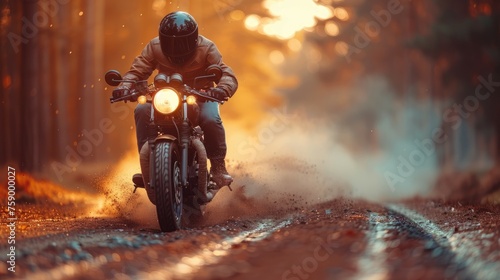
[109, 86, 154, 103]
[185, 86, 226, 104]
[110, 85, 225, 104]
[110, 90, 141, 103]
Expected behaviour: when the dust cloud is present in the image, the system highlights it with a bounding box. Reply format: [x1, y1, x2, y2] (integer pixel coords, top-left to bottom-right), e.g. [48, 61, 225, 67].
[217, 77, 441, 209]
[88, 151, 158, 228]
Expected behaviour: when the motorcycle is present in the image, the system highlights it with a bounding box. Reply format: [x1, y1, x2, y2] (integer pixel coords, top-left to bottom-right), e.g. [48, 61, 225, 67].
[104, 65, 231, 232]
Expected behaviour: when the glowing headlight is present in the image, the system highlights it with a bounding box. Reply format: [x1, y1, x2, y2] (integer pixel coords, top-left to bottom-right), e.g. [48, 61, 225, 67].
[153, 88, 180, 114]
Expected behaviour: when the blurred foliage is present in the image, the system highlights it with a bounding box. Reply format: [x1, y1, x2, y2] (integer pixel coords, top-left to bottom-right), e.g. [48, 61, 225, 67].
[285, 0, 500, 165]
[409, 0, 500, 87]
[408, 0, 500, 163]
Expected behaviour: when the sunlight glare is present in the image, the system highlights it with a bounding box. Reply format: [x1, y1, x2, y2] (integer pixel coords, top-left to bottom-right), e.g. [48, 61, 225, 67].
[244, 14, 261, 31]
[315, 5, 334, 20]
[248, 0, 333, 40]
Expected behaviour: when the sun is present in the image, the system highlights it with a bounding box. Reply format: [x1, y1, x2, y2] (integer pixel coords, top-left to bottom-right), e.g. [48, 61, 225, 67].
[244, 0, 334, 40]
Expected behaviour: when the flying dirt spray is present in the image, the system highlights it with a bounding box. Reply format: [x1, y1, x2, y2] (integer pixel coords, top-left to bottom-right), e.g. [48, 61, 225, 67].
[88, 151, 158, 228]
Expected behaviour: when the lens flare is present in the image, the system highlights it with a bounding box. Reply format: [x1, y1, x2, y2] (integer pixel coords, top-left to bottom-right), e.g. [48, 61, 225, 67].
[325, 21, 340, 36]
[244, 14, 260, 31]
[334, 7, 349, 21]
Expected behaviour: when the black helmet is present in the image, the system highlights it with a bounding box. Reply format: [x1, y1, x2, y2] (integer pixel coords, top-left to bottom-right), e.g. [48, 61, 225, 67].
[159, 11, 199, 64]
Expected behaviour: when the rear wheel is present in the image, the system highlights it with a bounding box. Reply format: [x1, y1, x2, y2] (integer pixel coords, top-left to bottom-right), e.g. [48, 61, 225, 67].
[153, 141, 182, 232]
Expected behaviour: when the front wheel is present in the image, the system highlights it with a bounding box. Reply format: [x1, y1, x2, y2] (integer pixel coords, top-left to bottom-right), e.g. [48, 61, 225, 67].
[153, 141, 182, 232]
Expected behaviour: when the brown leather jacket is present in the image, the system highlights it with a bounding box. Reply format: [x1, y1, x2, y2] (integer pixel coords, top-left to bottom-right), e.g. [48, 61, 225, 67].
[120, 35, 238, 97]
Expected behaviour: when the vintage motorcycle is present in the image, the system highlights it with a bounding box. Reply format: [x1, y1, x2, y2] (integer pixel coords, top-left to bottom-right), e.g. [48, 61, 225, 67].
[104, 65, 230, 232]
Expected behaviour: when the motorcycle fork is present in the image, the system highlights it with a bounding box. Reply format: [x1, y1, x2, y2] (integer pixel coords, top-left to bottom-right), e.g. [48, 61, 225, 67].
[180, 96, 189, 187]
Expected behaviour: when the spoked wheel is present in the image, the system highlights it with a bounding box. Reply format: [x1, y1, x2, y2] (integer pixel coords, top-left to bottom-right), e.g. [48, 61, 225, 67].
[153, 141, 183, 232]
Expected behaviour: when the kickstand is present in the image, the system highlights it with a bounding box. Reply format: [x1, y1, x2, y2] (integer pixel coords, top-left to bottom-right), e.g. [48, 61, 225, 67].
[227, 183, 233, 191]
[133, 185, 138, 193]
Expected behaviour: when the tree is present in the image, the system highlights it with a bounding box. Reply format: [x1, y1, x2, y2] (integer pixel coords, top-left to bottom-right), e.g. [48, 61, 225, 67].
[19, 0, 42, 172]
[0, 0, 23, 169]
[410, 0, 500, 165]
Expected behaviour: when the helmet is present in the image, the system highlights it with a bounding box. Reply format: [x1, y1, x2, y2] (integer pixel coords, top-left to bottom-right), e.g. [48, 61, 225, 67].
[159, 11, 199, 64]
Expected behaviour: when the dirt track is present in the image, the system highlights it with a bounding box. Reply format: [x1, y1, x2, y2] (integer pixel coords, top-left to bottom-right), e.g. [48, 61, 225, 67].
[1, 186, 500, 280]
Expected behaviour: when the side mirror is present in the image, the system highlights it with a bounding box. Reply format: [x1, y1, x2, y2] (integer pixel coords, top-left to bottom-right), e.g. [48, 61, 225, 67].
[205, 65, 222, 82]
[193, 65, 223, 89]
[105, 70, 122, 86]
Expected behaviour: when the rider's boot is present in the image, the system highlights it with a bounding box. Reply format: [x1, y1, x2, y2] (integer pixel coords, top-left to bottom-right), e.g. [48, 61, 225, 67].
[210, 159, 233, 188]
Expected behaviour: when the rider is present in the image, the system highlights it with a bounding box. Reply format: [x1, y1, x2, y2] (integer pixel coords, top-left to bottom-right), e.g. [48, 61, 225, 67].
[113, 11, 237, 187]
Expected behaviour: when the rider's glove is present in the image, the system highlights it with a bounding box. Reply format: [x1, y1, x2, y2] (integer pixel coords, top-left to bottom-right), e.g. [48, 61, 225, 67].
[112, 88, 130, 99]
[206, 87, 229, 102]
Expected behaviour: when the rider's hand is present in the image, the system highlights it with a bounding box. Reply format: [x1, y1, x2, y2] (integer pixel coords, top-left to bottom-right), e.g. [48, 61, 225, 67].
[112, 88, 130, 99]
[206, 87, 229, 102]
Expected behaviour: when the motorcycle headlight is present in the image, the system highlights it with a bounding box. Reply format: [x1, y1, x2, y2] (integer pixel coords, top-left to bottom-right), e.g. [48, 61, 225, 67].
[153, 88, 180, 115]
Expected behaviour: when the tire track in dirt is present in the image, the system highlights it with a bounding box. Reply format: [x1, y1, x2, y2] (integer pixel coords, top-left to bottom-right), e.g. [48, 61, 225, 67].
[353, 212, 390, 280]
[134, 218, 292, 279]
[388, 204, 500, 280]
[3, 217, 291, 280]
[3, 199, 499, 279]
[352, 204, 500, 280]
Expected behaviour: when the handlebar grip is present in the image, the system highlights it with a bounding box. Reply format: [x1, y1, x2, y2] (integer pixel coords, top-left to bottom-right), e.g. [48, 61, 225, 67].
[109, 90, 140, 103]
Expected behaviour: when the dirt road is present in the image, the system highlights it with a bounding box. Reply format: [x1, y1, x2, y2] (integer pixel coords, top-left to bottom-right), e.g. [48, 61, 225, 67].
[1, 184, 499, 280]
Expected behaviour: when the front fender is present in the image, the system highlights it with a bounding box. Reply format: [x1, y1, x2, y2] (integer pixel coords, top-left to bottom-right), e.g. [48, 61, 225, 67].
[153, 134, 177, 143]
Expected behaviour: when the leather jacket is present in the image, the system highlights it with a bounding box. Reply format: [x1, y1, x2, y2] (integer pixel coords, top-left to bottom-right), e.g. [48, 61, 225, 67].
[119, 35, 238, 97]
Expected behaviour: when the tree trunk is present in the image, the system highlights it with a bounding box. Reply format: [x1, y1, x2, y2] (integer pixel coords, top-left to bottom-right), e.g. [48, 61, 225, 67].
[54, 0, 70, 160]
[0, 0, 23, 168]
[81, 0, 105, 159]
[20, 0, 40, 172]
[38, 0, 52, 171]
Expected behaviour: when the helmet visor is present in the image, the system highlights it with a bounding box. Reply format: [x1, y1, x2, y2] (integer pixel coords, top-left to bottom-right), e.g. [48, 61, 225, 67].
[160, 28, 198, 58]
